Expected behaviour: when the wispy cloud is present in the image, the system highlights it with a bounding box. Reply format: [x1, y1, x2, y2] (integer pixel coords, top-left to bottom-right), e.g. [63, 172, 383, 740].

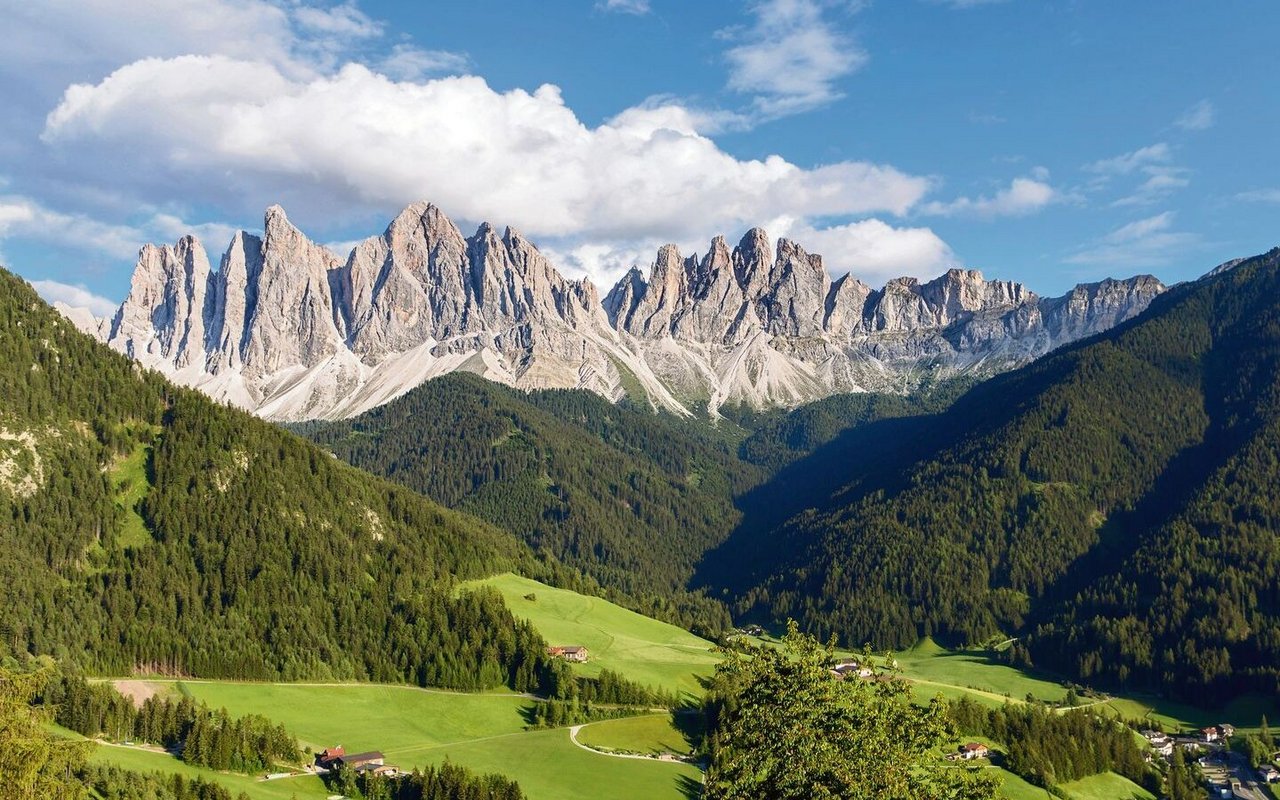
[1085, 143, 1189, 206]
[1066, 211, 1200, 268]
[378, 44, 470, 80]
[928, 0, 1011, 7]
[0, 194, 236, 263]
[723, 0, 868, 120]
[967, 111, 1007, 125]
[0, 195, 145, 259]
[1236, 188, 1280, 204]
[30, 279, 117, 317]
[596, 0, 652, 14]
[1174, 99, 1215, 131]
[922, 173, 1056, 219]
[1112, 166, 1190, 207]
[1085, 143, 1171, 175]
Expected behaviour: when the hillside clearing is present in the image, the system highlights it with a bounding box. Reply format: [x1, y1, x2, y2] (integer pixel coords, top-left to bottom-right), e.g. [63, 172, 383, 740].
[464, 573, 720, 699]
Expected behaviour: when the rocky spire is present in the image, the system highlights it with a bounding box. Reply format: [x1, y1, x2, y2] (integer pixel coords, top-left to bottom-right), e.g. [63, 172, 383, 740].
[93, 199, 1168, 421]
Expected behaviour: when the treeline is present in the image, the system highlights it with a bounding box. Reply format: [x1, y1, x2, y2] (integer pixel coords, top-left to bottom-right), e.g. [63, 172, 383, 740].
[47, 674, 299, 773]
[81, 766, 251, 800]
[528, 668, 678, 727]
[296, 372, 757, 636]
[948, 698, 1157, 793]
[1238, 717, 1276, 768]
[326, 761, 524, 800]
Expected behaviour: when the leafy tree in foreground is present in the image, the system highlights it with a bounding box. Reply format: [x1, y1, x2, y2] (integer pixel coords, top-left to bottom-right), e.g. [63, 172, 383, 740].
[0, 667, 92, 800]
[702, 622, 999, 800]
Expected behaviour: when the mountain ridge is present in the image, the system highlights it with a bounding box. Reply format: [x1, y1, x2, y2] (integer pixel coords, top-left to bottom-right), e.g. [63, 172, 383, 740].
[715, 246, 1280, 700]
[77, 201, 1164, 421]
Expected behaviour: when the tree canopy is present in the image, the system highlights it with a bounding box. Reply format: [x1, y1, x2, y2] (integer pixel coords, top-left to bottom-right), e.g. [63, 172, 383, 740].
[702, 622, 999, 800]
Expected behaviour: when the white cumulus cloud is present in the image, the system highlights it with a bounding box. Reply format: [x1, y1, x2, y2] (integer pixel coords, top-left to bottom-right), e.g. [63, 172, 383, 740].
[921, 175, 1056, 218]
[41, 57, 932, 247]
[770, 216, 957, 282]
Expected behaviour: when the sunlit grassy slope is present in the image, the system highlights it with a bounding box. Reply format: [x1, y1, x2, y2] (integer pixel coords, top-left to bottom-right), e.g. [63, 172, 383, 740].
[464, 572, 720, 699]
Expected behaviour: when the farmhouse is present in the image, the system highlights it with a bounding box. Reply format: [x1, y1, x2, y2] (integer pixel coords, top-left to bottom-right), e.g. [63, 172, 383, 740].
[1217, 723, 1235, 738]
[338, 751, 386, 770]
[1259, 765, 1280, 784]
[1141, 730, 1170, 745]
[1202, 727, 1221, 742]
[548, 645, 589, 662]
[960, 742, 990, 760]
[830, 659, 872, 678]
[315, 746, 345, 768]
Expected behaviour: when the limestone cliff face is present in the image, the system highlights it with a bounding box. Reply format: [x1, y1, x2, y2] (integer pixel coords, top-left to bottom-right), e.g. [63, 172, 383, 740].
[89, 201, 1166, 421]
[606, 236, 1163, 409]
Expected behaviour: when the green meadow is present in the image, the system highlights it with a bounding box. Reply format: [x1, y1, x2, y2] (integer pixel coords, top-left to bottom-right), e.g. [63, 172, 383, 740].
[85, 580, 1280, 800]
[1057, 772, 1156, 800]
[575, 712, 700, 756]
[464, 572, 721, 699]
[109, 680, 701, 800]
[893, 638, 1067, 705]
[86, 742, 330, 800]
[107, 433, 155, 551]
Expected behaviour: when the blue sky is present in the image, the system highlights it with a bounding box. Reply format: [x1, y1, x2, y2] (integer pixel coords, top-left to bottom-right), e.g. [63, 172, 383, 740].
[1, 0, 1277, 316]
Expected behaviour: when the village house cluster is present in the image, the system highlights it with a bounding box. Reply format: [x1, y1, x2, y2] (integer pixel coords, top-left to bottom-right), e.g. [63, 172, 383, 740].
[1142, 723, 1280, 795]
[1141, 722, 1237, 758]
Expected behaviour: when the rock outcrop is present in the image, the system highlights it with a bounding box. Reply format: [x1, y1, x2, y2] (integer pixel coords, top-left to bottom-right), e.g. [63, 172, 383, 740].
[79, 202, 1166, 421]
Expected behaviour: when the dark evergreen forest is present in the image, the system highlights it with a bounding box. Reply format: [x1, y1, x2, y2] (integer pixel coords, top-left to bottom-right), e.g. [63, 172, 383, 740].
[0, 268, 565, 693]
[725, 249, 1280, 701]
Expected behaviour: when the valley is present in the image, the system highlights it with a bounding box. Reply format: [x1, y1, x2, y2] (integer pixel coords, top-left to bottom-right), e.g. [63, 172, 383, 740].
[64, 574, 1280, 800]
[3, 201, 1279, 800]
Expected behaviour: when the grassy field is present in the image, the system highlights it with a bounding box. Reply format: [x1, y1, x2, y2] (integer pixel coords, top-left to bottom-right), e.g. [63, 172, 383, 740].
[575, 712, 699, 756]
[86, 742, 330, 799]
[463, 573, 720, 700]
[894, 638, 1067, 706]
[1101, 692, 1280, 735]
[117, 680, 701, 800]
[108, 441, 152, 550]
[168, 681, 534, 754]
[84, 579, 1280, 800]
[989, 768, 1154, 800]
[1057, 772, 1155, 800]
[470, 574, 1275, 732]
[994, 767, 1055, 800]
[411, 726, 700, 800]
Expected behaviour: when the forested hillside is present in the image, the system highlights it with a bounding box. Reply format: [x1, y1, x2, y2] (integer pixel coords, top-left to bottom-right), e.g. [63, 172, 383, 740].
[298, 374, 760, 633]
[726, 248, 1280, 701]
[0, 267, 563, 692]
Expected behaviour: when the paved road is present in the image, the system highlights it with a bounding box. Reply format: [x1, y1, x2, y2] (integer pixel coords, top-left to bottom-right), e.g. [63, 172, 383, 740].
[1227, 751, 1269, 800]
[1204, 751, 1269, 800]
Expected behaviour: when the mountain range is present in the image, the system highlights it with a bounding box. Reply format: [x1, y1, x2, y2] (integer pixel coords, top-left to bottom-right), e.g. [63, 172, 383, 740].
[75, 202, 1164, 421]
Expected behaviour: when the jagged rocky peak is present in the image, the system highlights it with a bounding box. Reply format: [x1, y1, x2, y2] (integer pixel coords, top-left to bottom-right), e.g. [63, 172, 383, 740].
[86, 198, 1173, 422]
[108, 233, 212, 367]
